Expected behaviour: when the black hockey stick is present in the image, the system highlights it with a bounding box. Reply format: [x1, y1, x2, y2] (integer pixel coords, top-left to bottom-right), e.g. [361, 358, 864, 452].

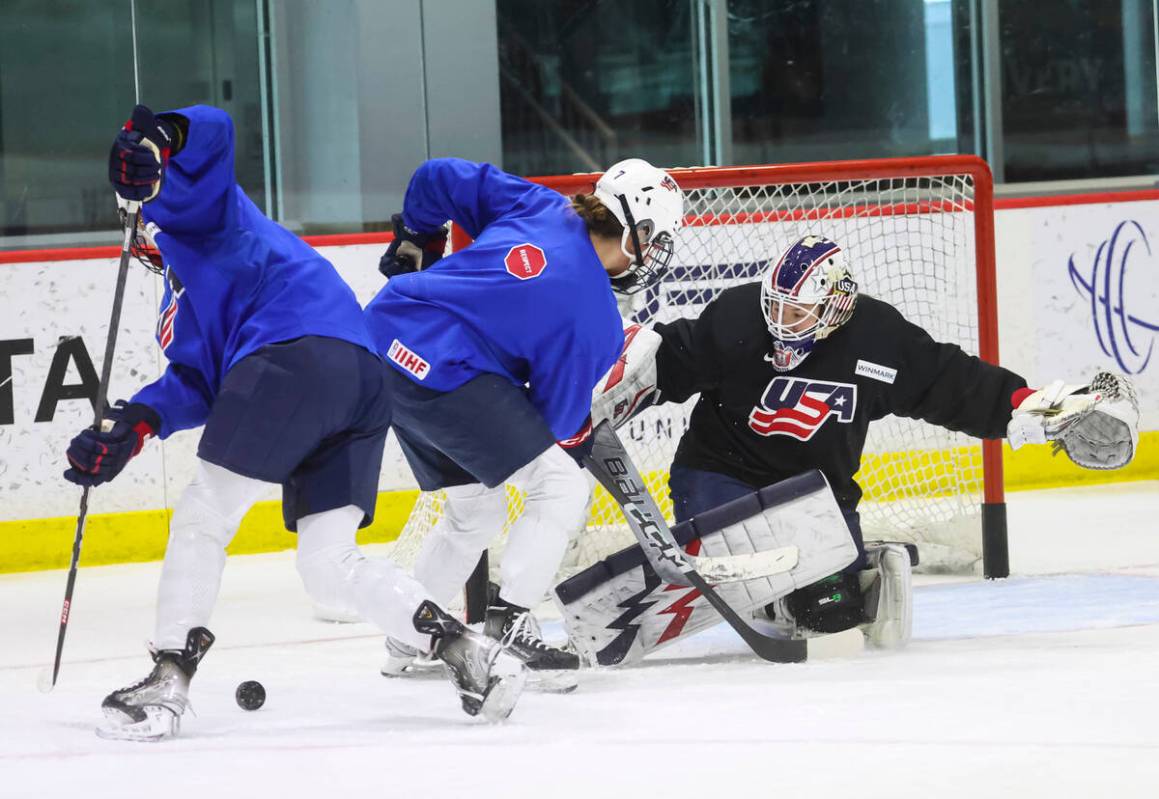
[582, 421, 807, 664]
[40, 205, 140, 693]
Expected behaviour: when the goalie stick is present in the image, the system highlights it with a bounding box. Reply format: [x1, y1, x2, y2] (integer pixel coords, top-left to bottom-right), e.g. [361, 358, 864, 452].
[581, 420, 807, 664]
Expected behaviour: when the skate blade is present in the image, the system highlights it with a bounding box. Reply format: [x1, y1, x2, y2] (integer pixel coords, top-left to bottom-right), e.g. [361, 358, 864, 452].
[527, 669, 578, 694]
[479, 667, 528, 723]
[95, 706, 180, 742]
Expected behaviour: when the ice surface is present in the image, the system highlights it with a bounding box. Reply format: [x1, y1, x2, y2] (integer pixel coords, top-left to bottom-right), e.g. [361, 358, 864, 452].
[2, 482, 1158, 798]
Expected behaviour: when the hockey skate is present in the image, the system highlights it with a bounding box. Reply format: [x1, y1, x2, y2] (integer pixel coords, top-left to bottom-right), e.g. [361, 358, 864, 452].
[380, 636, 440, 678]
[96, 627, 215, 742]
[756, 574, 867, 659]
[485, 601, 579, 694]
[413, 600, 527, 722]
[758, 543, 914, 654]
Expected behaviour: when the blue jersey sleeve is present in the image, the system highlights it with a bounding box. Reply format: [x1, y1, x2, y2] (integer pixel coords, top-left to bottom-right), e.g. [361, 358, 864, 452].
[131, 363, 215, 439]
[145, 105, 236, 235]
[402, 158, 545, 239]
[528, 328, 622, 441]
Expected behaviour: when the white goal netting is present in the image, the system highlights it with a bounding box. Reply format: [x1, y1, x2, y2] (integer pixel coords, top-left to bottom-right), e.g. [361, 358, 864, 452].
[385, 159, 997, 587]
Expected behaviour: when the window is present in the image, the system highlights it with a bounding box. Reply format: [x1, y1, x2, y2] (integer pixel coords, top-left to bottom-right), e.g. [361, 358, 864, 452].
[0, 0, 264, 245]
[497, 0, 700, 176]
[999, 0, 1159, 181]
[0, 1, 137, 241]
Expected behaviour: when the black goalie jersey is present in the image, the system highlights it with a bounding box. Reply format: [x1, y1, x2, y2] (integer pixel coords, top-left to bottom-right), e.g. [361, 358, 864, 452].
[652, 282, 1028, 511]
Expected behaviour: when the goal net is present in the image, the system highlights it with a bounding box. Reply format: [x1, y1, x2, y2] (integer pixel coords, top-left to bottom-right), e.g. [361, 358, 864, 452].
[384, 155, 1004, 592]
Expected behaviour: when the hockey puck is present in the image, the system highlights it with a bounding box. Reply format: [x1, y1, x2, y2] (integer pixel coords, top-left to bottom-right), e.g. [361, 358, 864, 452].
[235, 680, 266, 711]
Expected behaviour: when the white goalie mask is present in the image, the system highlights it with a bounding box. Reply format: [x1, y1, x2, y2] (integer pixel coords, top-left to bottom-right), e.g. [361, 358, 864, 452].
[761, 235, 858, 371]
[593, 158, 684, 295]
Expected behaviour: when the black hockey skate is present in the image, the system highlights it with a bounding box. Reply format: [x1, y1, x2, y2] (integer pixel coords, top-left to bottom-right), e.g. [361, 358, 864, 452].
[97, 627, 215, 742]
[413, 600, 526, 722]
[760, 573, 866, 638]
[485, 599, 579, 694]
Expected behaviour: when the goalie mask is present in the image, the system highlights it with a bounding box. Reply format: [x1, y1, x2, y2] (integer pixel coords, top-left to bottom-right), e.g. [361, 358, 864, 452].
[593, 158, 684, 296]
[761, 235, 858, 372]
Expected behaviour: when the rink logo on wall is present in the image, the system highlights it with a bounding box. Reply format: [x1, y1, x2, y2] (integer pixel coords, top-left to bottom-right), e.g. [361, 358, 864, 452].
[387, 339, 430, 380]
[504, 243, 547, 280]
[748, 377, 857, 440]
[0, 336, 98, 425]
[1067, 219, 1159, 375]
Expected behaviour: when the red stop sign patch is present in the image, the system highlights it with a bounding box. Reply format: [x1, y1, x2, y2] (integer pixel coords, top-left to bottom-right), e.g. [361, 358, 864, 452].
[504, 243, 548, 280]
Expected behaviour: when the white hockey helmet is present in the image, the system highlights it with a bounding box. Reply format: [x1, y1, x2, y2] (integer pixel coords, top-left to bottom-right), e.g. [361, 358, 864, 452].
[593, 158, 684, 295]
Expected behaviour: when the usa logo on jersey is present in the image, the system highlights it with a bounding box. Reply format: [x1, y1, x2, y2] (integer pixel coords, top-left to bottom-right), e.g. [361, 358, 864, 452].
[157, 269, 184, 351]
[748, 376, 857, 440]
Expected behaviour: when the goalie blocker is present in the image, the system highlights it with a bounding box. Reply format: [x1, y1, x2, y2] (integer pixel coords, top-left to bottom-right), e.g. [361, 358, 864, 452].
[556, 471, 870, 666]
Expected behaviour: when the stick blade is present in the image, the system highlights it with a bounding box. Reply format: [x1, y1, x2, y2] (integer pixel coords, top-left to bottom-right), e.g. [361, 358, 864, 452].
[695, 545, 799, 584]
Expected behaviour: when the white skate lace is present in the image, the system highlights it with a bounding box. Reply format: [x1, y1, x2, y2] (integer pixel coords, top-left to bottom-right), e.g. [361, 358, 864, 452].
[118, 657, 174, 694]
[505, 613, 552, 653]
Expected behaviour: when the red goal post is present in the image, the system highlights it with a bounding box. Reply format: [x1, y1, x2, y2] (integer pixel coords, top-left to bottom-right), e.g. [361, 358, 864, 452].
[437, 154, 1008, 589]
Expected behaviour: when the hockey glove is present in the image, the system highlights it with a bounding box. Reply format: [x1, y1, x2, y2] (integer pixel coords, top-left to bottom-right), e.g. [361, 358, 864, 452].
[108, 105, 179, 203]
[1007, 371, 1139, 470]
[378, 214, 448, 278]
[590, 323, 663, 431]
[64, 401, 161, 487]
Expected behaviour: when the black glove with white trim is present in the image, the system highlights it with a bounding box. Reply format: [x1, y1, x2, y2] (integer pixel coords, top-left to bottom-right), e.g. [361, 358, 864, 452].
[379, 214, 448, 278]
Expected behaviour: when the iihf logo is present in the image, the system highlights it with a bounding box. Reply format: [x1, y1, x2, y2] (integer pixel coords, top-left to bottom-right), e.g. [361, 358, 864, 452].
[748, 377, 857, 440]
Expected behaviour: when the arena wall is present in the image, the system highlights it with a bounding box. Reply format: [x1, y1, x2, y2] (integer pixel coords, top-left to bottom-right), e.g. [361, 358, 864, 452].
[1, 193, 1157, 572]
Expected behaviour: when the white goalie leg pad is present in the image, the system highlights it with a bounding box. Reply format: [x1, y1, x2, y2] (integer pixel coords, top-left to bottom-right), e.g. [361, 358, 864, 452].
[556, 473, 858, 666]
[154, 459, 270, 651]
[590, 323, 663, 430]
[859, 543, 913, 649]
[297, 505, 433, 651]
[411, 482, 507, 607]
[501, 445, 590, 608]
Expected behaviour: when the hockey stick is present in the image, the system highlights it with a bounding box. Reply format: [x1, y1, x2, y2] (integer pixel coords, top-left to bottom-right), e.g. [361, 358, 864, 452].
[582, 425, 798, 586]
[582, 421, 807, 663]
[39, 203, 140, 693]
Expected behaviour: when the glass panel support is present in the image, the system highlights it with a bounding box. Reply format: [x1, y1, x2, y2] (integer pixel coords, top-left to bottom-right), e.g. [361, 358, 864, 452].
[694, 0, 731, 167]
[979, 0, 1004, 182]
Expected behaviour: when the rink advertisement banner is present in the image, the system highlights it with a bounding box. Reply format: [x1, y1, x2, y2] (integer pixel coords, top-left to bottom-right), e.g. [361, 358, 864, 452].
[994, 196, 1159, 430]
[2, 197, 1158, 571]
[0, 243, 418, 567]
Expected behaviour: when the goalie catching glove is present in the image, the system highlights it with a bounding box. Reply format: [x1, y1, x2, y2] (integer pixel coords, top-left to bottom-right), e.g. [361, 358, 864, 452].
[1007, 371, 1139, 470]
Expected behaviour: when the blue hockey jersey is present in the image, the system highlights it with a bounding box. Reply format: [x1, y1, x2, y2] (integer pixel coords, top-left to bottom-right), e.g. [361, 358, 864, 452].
[364, 158, 623, 440]
[131, 105, 373, 438]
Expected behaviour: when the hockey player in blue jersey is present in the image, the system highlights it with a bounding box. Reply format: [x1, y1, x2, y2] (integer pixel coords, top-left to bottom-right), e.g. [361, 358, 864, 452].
[62, 105, 526, 738]
[367, 157, 684, 688]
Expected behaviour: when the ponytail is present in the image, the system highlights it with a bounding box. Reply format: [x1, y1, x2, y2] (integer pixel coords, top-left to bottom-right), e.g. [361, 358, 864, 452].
[571, 193, 623, 240]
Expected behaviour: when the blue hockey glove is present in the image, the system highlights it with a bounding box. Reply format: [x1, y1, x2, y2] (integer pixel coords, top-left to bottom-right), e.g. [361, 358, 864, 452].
[108, 105, 178, 203]
[64, 401, 161, 487]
